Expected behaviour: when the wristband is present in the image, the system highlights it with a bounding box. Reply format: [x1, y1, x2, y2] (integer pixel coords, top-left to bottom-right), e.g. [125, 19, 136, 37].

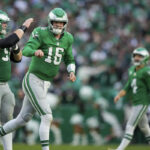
[13, 49, 20, 54]
[19, 25, 27, 32]
[12, 45, 20, 54]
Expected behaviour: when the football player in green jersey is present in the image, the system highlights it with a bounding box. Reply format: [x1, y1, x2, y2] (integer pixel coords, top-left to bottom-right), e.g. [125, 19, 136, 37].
[112, 47, 150, 150]
[0, 8, 76, 150]
[0, 10, 33, 150]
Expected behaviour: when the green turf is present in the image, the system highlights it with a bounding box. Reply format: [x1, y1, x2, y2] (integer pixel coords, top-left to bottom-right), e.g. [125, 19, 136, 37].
[0, 144, 149, 150]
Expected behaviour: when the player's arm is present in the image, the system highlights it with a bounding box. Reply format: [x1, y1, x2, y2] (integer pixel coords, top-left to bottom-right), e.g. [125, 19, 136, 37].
[0, 18, 33, 49]
[64, 35, 76, 82]
[114, 77, 130, 103]
[22, 28, 42, 57]
[144, 68, 150, 90]
[10, 44, 22, 62]
[114, 90, 126, 103]
[114, 68, 132, 103]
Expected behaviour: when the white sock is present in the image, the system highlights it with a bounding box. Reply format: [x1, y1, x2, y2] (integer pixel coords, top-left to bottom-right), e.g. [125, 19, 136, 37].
[116, 124, 134, 150]
[1, 133, 12, 150]
[41, 146, 49, 150]
[117, 136, 132, 150]
[39, 114, 52, 150]
[139, 124, 150, 144]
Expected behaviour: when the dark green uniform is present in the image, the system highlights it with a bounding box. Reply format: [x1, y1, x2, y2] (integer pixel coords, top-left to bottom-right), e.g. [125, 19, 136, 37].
[23, 27, 75, 81]
[124, 66, 150, 105]
[0, 35, 11, 82]
[0, 34, 15, 125]
[120, 65, 150, 145]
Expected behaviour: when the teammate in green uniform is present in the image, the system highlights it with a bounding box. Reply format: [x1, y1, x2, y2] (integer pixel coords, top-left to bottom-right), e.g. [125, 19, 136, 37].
[0, 10, 33, 49]
[0, 10, 33, 150]
[112, 47, 150, 150]
[0, 8, 76, 150]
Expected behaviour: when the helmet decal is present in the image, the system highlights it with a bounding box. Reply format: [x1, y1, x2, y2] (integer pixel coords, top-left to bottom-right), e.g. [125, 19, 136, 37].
[132, 47, 150, 66]
[0, 10, 10, 35]
[48, 8, 68, 35]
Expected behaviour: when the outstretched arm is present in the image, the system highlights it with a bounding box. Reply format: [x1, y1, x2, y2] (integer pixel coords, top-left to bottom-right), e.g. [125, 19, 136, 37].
[0, 18, 34, 48]
[23, 27, 41, 57]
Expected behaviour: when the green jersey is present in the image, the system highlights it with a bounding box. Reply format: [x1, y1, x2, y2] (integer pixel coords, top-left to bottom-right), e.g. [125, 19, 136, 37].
[0, 35, 11, 82]
[123, 66, 150, 105]
[22, 27, 75, 81]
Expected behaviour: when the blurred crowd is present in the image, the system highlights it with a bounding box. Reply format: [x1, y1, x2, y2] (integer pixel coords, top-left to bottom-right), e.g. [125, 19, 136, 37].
[1, 0, 150, 145]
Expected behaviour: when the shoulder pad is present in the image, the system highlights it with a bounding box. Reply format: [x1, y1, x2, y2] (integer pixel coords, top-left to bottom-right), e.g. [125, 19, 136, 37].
[40, 27, 47, 30]
[128, 66, 134, 75]
[31, 27, 41, 39]
[64, 32, 74, 43]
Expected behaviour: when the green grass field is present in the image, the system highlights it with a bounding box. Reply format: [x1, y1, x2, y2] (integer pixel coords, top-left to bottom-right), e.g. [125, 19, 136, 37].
[0, 144, 149, 150]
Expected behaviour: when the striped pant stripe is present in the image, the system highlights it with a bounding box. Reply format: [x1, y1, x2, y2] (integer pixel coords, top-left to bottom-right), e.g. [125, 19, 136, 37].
[23, 75, 41, 115]
[41, 140, 49, 147]
[26, 73, 46, 115]
[133, 105, 148, 126]
[23, 73, 46, 116]
[0, 127, 6, 136]
[124, 133, 133, 141]
[41, 144, 49, 147]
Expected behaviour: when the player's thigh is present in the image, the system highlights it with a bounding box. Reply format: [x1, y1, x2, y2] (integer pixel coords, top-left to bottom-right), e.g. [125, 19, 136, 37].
[0, 84, 10, 112]
[0, 85, 4, 107]
[19, 95, 36, 122]
[127, 105, 148, 127]
[23, 73, 51, 115]
[1, 89, 15, 122]
[138, 113, 149, 128]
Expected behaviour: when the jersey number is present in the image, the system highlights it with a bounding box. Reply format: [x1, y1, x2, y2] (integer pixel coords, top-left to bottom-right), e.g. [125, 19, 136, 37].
[45, 47, 64, 65]
[2, 48, 9, 61]
[131, 79, 137, 94]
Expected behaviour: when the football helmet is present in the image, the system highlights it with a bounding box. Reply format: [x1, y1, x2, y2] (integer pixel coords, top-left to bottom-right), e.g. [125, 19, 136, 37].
[0, 10, 10, 35]
[132, 47, 150, 66]
[48, 8, 68, 35]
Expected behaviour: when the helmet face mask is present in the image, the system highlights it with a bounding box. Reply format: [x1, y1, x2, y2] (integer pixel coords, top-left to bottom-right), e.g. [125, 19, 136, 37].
[48, 8, 68, 35]
[132, 47, 150, 66]
[0, 10, 10, 35]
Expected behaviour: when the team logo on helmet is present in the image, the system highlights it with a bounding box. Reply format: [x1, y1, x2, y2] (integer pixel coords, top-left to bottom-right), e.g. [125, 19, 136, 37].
[132, 47, 150, 66]
[0, 10, 10, 35]
[48, 8, 68, 35]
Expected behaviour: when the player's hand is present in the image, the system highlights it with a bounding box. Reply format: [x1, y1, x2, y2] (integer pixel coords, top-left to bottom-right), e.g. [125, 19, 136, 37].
[69, 72, 76, 82]
[114, 95, 120, 103]
[34, 50, 44, 58]
[22, 18, 34, 28]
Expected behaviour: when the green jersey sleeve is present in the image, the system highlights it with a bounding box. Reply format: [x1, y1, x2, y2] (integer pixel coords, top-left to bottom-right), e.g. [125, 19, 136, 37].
[143, 67, 150, 90]
[22, 27, 42, 57]
[123, 79, 130, 92]
[63, 33, 75, 66]
[123, 68, 132, 92]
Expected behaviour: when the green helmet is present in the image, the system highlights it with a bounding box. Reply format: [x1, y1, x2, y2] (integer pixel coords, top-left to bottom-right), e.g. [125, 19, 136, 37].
[132, 47, 150, 66]
[0, 10, 10, 35]
[48, 8, 68, 35]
